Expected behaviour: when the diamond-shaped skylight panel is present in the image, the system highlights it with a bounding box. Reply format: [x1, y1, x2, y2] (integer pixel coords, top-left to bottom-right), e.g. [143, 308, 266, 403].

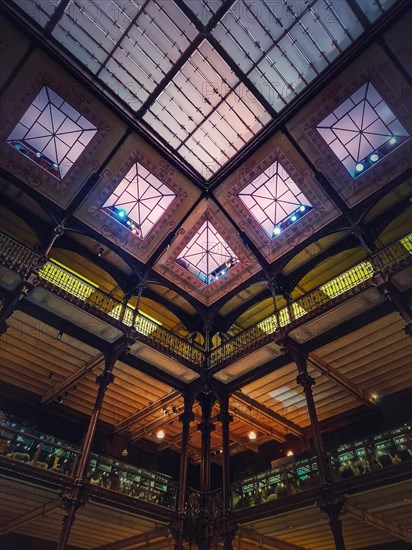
[7, 86, 97, 179]
[176, 220, 239, 285]
[143, 40, 270, 179]
[316, 81, 410, 178]
[212, 0, 365, 111]
[50, 0, 197, 111]
[102, 161, 176, 239]
[238, 161, 312, 238]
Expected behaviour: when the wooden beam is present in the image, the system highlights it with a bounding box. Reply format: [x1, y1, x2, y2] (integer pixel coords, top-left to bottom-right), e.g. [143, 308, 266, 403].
[233, 391, 303, 437]
[0, 499, 61, 535]
[237, 527, 308, 550]
[92, 526, 170, 550]
[41, 352, 104, 405]
[114, 390, 181, 434]
[344, 501, 412, 542]
[213, 423, 259, 452]
[229, 406, 286, 443]
[129, 412, 180, 442]
[307, 352, 377, 408]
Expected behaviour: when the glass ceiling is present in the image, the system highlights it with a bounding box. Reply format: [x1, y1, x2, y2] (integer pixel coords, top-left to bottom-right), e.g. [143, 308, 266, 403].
[238, 160, 312, 237]
[317, 81, 410, 178]
[103, 161, 176, 239]
[7, 85, 97, 179]
[176, 220, 239, 285]
[11, 0, 396, 180]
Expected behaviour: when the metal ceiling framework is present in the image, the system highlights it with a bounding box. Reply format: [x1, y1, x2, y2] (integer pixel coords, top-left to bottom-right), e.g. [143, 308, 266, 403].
[0, 1, 411, 549]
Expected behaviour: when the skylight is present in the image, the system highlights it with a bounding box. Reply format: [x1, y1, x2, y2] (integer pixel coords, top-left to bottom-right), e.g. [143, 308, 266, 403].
[316, 81, 410, 178]
[176, 220, 239, 285]
[103, 161, 176, 239]
[143, 40, 270, 178]
[238, 161, 312, 238]
[7, 86, 97, 179]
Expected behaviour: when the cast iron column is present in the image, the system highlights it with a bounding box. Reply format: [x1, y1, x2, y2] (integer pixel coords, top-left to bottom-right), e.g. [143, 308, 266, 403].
[173, 392, 195, 550]
[56, 336, 131, 549]
[198, 392, 215, 495]
[282, 337, 346, 550]
[219, 392, 234, 549]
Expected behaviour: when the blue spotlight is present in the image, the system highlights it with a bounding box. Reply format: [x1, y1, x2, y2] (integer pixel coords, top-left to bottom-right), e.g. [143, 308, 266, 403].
[370, 153, 379, 163]
[355, 163, 364, 173]
[291, 215, 297, 222]
[300, 205, 306, 212]
[389, 137, 397, 145]
[117, 209, 126, 219]
[273, 226, 281, 236]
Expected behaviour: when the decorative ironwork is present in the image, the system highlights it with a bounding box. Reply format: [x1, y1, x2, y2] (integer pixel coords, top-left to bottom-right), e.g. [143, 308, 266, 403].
[102, 161, 176, 239]
[176, 220, 239, 285]
[238, 160, 312, 238]
[316, 81, 409, 178]
[1, 231, 410, 370]
[210, 234, 412, 368]
[7, 86, 97, 179]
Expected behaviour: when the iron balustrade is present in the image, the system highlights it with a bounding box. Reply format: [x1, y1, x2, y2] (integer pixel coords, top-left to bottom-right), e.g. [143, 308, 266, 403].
[0, 231, 203, 367]
[231, 424, 412, 510]
[210, 234, 412, 368]
[1, 231, 411, 369]
[0, 419, 177, 509]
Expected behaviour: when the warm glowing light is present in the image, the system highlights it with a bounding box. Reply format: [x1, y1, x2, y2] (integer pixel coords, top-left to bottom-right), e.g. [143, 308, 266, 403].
[371, 393, 378, 401]
[286, 449, 294, 457]
[370, 153, 379, 163]
[248, 430, 257, 440]
[156, 430, 165, 439]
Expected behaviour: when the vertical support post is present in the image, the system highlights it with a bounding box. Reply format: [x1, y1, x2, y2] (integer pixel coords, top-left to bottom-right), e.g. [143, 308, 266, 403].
[173, 392, 195, 550]
[219, 392, 234, 550]
[281, 337, 346, 550]
[56, 336, 130, 549]
[198, 392, 215, 495]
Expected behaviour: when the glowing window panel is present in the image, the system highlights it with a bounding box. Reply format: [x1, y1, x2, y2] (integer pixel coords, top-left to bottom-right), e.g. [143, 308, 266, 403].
[316, 82, 410, 178]
[7, 86, 97, 179]
[103, 162, 176, 239]
[238, 161, 312, 238]
[176, 220, 239, 285]
[353, 0, 395, 23]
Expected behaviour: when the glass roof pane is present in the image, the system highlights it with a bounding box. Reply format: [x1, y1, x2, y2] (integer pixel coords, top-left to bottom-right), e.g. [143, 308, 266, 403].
[238, 160, 313, 238]
[7, 86, 97, 180]
[212, 0, 365, 113]
[11, 0, 61, 27]
[143, 40, 269, 178]
[316, 81, 410, 179]
[102, 161, 176, 239]
[176, 220, 239, 285]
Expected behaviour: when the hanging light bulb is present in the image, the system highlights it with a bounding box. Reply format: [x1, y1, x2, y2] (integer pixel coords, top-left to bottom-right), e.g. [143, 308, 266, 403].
[156, 429, 165, 439]
[247, 406, 256, 440]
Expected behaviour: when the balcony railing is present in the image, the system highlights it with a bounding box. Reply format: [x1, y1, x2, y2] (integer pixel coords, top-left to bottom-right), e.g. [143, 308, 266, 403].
[0, 420, 177, 509]
[210, 234, 412, 369]
[0, 232, 203, 368]
[231, 423, 412, 510]
[0, 231, 411, 370]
